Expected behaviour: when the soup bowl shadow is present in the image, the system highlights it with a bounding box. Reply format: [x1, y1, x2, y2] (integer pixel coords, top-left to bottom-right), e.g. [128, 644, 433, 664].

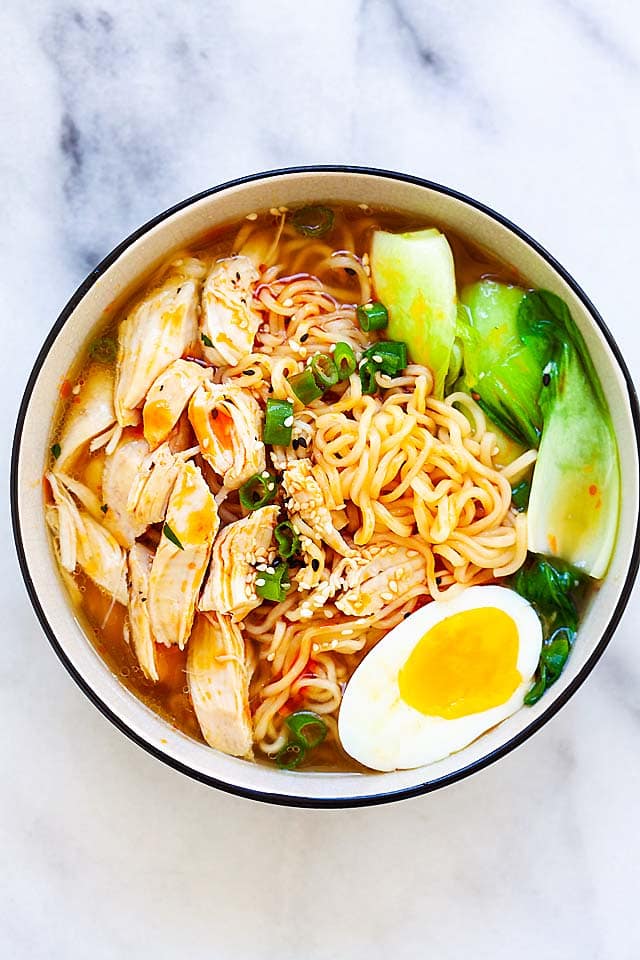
[11, 166, 640, 807]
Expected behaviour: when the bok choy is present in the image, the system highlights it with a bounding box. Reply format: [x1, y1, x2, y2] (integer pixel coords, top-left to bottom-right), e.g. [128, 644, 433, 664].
[370, 229, 457, 398]
[458, 282, 620, 579]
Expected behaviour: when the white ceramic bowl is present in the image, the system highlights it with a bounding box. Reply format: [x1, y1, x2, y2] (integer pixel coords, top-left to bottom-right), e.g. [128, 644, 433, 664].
[12, 166, 640, 807]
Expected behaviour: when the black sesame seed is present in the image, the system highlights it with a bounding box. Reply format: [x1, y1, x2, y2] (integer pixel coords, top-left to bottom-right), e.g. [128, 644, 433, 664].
[436, 576, 442, 586]
[311, 558, 320, 571]
[542, 372, 551, 386]
[268, 385, 274, 394]
[345, 267, 356, 276]
[298, 437, 308, 449]
[300, 333, 309, 343]
[292, 438, 299, 450]
[245, 369, 255, 376]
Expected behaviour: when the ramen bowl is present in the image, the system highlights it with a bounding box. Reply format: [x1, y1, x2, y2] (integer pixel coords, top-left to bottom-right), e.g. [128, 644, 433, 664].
[12, 166, 640, 807]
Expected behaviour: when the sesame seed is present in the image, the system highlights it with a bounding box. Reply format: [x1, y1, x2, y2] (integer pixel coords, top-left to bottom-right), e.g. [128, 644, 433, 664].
[262, 471, 270, 478]
[266, 652, 275, 661]
[283, 298, 294, 308]
[331, 640, 338, 648]
[312, 643, 320, 652]
[329, 344, 336, 353]
[341, 629, 354, 636]
[269, 207, 280, 216]
[266, 566, 275, 575]
[389, 581, 398, 593]
[311, 558, 320, 571]
[381, 592, 393, 602]
[255, 578, 266, 587]
[407, 550, 418, 558]
[246, 212, 258, 221]
[372, 354, 383, 363]
[324, 609, 334, 619]
[283, 416, 294, 428]
[72, 384, 81, 395]
[267, 483, 275, 491]
[256, 564, 267, 572]
[300, 333, 309, 343]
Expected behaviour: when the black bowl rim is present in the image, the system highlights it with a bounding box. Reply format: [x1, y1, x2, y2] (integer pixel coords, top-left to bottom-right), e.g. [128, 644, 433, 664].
[11, 164, 640, 809]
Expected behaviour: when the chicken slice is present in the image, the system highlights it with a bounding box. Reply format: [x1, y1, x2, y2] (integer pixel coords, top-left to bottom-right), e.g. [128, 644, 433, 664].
[55, 366, 116, 471]
[200, 256, 261, 366]
[127, 543, 159, 681]
[200, 505, 279, 621]
[282, 458, 354, 558]
[335, 545, 426, 617]
[187, 612, 253, 758]
[114, 259, 203, 427]
[46, 472, 127, 605]
[143, 359, 213, 450]
[148, 461, 219, 649]
[188, 381, 265, 490]
[102, 437, 150, 547]
[270, 419, 314, 471]
[127, 442, 181, 526]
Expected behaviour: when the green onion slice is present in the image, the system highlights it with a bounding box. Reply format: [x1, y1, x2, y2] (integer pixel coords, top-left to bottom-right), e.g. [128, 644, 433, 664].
[288, 368, 323, 404]
[163, 523, 184, 551]
[255, 562, 291, 602]
[275, 521, 301, 560]
[310, 353, 339, 390]
[292, 205, 335, 238]
[334, 342, 356, 380]
[359, 359, 379, 395]
[285, 710, 327, 749]
[239, 472, 278, 511]
[276, 741, 307, 769]
[356, 300, 389, 332]
[263, 398, 294, 446]
[201, 332, 214, 348]
[511, 480, 531, 512]
[89, 336, 118, 363]
[363, 340, 408, 375]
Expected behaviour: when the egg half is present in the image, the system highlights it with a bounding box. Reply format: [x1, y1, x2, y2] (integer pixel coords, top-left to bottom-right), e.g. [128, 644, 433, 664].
[338, 585, 542, 772]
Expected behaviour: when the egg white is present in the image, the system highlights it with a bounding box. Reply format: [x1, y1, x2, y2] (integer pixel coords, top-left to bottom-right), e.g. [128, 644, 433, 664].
[338, 585, 542, 772]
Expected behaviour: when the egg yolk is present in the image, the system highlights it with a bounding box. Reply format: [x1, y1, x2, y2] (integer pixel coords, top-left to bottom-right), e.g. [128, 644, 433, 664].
[398, 607, 522, 719]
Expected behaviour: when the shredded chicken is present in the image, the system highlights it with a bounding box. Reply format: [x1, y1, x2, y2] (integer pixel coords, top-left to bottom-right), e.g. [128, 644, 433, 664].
[102, 437, 150, 547]
[187, 612, 253, 758]
[127, 442, 181, 526]
[55, 366, 116, 471]
[114, 258, 203, 427]
[148, 461, 219, 649]
[200, 505, 278, 621]
[127, 543, 159, 681]
[188, 381, 265, 490]
[335, 544, 426, 616]
[200, 256, 262, 366]
[270, 419, 314, 471]
[282, 459, 354, 591]
[143, 359, 212, 449]
[46, 472, 127, 605]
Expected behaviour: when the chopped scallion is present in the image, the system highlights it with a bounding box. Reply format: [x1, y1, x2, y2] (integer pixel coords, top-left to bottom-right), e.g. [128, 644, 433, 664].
[288, 368, 322, 404]
[275, 521, 301, 560]
[255, 562, 291, 602]
[292, 205, 335, 238]
[285, 710, 327, 749]
[239, 472, 278, 511]
[334, 342, 356, 380]
[310, 353, 339, 390]
[276, 741, 306, 769]
[263, 398, 294, 446]
[201, 332, 214, 348]
[356, 300, 388, 332]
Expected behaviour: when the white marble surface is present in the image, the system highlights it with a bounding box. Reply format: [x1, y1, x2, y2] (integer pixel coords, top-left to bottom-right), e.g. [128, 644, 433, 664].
[2, 1, 640, 957]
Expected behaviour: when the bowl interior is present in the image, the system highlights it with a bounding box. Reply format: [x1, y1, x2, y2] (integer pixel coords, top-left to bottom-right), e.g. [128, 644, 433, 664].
[13, 169, 640, 805]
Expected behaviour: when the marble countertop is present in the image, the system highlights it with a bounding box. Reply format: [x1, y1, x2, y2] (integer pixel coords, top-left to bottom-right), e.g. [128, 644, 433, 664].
[3, 2, 640, 957]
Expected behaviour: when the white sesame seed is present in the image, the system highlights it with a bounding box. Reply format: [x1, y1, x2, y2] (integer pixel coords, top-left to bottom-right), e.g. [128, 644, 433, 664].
[372, 354, 383, 363]
[331, 639, 338, 648]
[341, 628, 354, 636]
[246, 212, 258, 221]
[256, 564, 267, 572]
[267, 483, 275, 491]
[266, 652, 275, 661]
[389, 581, 398, 593]
[312, 643, 320, 652]
[329, 344, 336, 353]
[269, 207, 280, 216]
[381, 592, 393, 602]
[72, 384, 81, 395]
[282, 298, 294, 308]
[283, 416, 294, 428]
[324, 609, 334, 619]
[255, 578, 266, 587]
[407, 550, 418, 558]
[266, 566, 275, 575]
[261, 471, 270, 478]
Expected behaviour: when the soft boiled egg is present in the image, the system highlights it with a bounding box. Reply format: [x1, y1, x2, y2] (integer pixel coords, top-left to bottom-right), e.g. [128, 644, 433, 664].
[338, 585, 542, 772]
